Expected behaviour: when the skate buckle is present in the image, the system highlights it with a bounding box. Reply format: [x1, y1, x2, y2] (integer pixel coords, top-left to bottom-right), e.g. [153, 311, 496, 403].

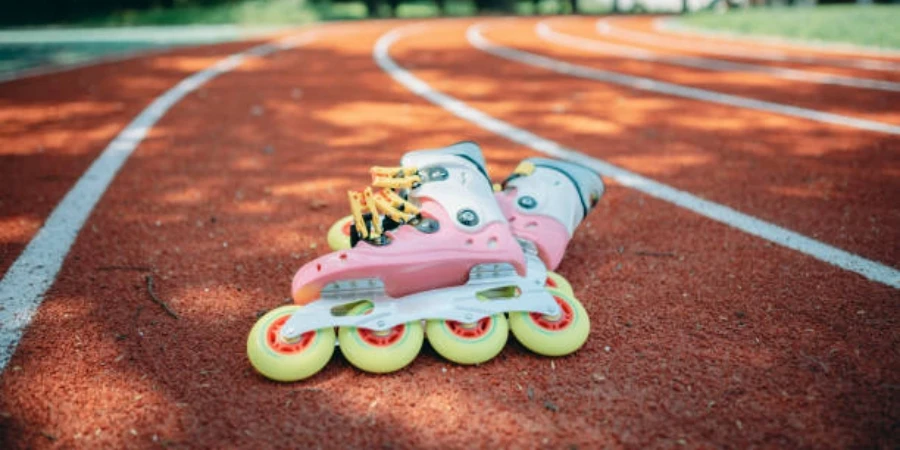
[420, 166, 449, 182]
[457, 209, 479, 227]
[517, 195, 537, 209]
[411, 217, 440, 234]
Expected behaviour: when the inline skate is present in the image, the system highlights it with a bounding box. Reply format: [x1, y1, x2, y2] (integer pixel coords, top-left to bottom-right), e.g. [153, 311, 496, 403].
[248, 142, 597, 382]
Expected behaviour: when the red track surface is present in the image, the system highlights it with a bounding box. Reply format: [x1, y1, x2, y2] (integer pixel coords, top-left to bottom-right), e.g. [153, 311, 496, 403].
[1, 16, 898, 449]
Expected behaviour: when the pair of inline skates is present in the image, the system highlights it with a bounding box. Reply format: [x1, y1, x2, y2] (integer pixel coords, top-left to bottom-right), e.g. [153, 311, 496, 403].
[247, 142, 605, 382]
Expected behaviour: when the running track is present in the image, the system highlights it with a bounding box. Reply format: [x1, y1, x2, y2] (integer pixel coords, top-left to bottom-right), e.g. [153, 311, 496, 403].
[1, 16, 897, 449]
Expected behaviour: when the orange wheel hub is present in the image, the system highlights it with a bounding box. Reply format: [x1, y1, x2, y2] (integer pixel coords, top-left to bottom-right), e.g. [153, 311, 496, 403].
[530, 296, 573, 331]
[267, 316, 315, 354]
[357, 325, 405, 347]
[446, 317, 492, 339]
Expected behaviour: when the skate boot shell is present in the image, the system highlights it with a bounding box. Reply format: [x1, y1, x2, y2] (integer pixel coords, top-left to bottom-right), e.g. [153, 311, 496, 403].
[329, 156, 604, 275]
[292, 142, 524, 304]
[496, 158, 605, 271]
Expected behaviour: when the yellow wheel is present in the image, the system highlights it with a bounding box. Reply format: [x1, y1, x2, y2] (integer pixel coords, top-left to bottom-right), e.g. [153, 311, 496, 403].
[327, 215, 354, 251]
[426, 314, 508, 365]
[338, 304, 424, 374]
[545, 271, 574, 298]
[247, 305, 336, 382]
[509, 289, 589, 357]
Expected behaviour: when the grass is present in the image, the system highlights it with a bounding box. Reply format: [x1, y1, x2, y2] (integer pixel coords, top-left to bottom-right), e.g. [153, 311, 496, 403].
[678, 5, 900, 50]
[391, 0, 611, 17]
[70, 0, 610, 27]
[80, 0, 318, 26]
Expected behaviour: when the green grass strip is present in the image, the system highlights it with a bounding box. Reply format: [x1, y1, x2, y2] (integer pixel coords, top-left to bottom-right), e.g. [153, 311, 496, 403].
[678, 5, 900, 50]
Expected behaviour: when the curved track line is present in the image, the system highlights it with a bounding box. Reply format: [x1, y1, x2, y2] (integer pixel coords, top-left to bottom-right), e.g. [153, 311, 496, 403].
[0, 30, 319, 373]
[373, 23, 900, 289]
[597, 19, 900, 73]
[654, 17, 900, 59]
[537, 21, 900, 93]
[472, 24, 900, 135]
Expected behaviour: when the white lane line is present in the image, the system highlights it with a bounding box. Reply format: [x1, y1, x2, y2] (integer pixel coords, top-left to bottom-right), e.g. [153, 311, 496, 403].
[471, 24, 900, 135]
[537, 21, 900, 93]
[654, 17, 900, 59]
[597, 19, 900, 73]
[0, 30, 320, 373]
[373, 23, 900, 289]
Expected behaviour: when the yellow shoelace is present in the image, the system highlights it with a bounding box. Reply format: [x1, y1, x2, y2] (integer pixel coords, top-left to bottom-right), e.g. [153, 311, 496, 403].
[348, 166, 422, 241]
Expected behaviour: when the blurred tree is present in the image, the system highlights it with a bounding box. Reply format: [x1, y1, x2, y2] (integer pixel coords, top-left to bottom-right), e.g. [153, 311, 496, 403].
[363, 0, 379, 16]
[473, 0, 516, 12]
[0, 0, 605, 26]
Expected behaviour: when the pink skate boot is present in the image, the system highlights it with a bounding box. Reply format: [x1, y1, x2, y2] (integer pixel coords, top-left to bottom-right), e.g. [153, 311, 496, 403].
[495, 158, 604, 293]
[292, 143, 524, 305]
[327, 156, 604, 280]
